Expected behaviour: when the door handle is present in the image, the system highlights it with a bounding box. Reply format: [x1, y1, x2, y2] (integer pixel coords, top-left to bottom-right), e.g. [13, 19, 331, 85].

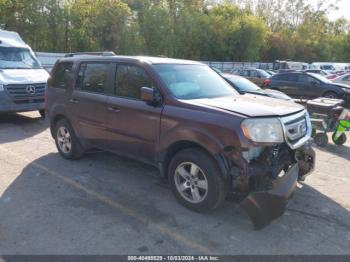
[70, 98, 79, 104]
[107, 106, 121, 113]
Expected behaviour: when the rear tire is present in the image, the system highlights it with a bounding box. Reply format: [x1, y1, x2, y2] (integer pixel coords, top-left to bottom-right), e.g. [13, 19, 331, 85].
[168, 148, 227, 213]
[332, 132, 347, 145]
[314, 133, 328, 147]
[54, 119, 84, 159]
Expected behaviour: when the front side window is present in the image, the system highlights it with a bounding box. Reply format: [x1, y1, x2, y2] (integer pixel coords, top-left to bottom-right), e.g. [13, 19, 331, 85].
[52, 62, 73, 89]
[0, 46, 42, 69]
[240, 70, 249, 77]
[76, 63, 113, 94]
[298, 74, 316, 83]
[153, 64, 237, 100]
[115, 64, 154, 99]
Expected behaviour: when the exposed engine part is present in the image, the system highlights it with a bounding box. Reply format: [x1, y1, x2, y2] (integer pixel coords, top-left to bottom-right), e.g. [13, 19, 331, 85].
[229, 144, 294, 194]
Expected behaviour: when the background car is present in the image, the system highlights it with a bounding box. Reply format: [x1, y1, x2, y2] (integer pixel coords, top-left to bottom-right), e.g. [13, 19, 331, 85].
[231, 68, 270, 86]
[222, 74, 291, 100]
[263, 72, 350, 105]
[265, 70, 276, 76]
[304, 69, 329, 76]
[333, 74, 350, 86]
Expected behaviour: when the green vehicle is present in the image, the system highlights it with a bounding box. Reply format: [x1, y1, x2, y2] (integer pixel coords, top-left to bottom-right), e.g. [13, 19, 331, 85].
[332, 115, 350, 145]
[306, 98, 350, 147]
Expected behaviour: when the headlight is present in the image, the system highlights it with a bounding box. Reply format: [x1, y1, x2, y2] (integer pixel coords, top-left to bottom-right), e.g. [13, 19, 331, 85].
[241, 118, 284, 143]
[0, 84, 4, 91]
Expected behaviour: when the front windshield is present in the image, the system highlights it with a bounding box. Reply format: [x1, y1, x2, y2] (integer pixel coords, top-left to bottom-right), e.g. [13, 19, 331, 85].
[225, 76, 261, 92]
[0, 46, 42, 69]
[153, 64, 237, 100]
[309, 73, 332, 83]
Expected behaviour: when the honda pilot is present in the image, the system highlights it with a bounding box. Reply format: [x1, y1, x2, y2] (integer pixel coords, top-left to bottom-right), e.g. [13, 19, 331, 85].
[47, 55, 315, 229]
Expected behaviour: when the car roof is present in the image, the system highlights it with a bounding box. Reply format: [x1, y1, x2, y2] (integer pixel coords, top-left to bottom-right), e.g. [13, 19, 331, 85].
[58, 55, 203, 65]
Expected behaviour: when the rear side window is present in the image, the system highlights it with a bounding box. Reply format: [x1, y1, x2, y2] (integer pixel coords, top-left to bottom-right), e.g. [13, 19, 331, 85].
[115, 64, 154, 100]
[249, 70, 258, 77]
[52, 62, 73, 89]
[76, 63, 113, 95]
[273, 74, 297, 82]
[240, 70, 249, 77]
[298, 74, 316, 83]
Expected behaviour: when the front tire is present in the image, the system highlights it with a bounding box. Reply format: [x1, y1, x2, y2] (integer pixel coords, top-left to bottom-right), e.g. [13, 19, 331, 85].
[168, 148, 227, 213]
[54, 119, 84, 159]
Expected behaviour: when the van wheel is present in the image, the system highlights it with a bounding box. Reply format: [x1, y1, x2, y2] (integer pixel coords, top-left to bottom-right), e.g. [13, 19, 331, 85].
[168, 148, 227, 212]
[54, 119, 84, 159]
[39, 110, 45, 118]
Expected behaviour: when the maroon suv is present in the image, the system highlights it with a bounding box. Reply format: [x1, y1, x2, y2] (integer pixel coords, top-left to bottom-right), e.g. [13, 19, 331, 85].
[47, 55, 315, 229]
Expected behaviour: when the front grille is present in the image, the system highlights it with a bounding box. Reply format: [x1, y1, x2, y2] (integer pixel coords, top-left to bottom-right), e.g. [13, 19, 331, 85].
[280, 110, 311, 149]
[5, 83, 46, 101]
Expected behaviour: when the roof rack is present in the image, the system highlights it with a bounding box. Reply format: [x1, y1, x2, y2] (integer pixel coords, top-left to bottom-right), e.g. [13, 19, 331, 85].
[64, 51, 116, 58]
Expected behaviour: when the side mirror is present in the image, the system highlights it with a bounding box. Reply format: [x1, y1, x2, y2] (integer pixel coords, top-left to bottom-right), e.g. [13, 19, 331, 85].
[141, 87, 161, 105]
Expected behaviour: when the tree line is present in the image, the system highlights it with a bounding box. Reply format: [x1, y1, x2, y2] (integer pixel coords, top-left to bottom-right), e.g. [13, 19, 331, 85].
[0, 0, 349, 62]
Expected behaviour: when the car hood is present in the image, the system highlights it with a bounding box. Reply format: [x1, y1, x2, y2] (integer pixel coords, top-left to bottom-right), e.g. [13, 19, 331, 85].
[332, 82, 350, 89]
[187, 95, 304, 117]
[0, 69, 50, 85]
[252, 89, 292, 101]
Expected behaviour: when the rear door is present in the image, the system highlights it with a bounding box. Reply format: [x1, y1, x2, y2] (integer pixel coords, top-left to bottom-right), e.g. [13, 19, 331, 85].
[105, 63, 163, 164]
[69, 62, 113, 148]
[297, 74, 321, 98]
[270, 74, 299, 97]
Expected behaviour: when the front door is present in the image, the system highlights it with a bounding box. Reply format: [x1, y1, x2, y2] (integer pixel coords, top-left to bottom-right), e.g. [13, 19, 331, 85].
[69, 62, 114, 148]
[106, 63, 163, 164]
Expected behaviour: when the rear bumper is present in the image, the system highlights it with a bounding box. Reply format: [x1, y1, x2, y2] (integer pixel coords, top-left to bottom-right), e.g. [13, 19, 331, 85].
[240, 164, 299, 229]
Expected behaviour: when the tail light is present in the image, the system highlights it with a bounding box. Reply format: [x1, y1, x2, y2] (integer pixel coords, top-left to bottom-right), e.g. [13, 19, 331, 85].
[263, 79, 271, 87]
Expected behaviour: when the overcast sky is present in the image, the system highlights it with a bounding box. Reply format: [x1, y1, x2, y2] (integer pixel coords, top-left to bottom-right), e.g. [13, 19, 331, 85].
[310, 0, 350, 21]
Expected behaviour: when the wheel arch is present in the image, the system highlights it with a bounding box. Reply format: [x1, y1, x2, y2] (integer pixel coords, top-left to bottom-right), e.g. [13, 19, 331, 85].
[50, 114, 72, 138]
[158, 140, 230, 182]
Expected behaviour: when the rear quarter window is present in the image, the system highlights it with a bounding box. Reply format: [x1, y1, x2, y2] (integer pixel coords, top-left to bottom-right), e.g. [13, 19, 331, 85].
[52, 62, 73, 89]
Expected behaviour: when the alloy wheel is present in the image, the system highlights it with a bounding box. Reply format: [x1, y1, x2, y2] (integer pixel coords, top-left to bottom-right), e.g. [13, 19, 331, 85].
[174, 162, 208, 204]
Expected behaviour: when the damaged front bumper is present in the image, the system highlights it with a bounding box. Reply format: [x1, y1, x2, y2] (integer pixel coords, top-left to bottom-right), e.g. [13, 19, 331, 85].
[240, 163, 298, 229]
[228, 143, 315, 229]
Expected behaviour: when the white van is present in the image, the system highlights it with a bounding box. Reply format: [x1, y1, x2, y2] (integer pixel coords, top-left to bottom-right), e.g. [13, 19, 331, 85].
[310, 62, 336, 72]
[0, 30, 49, 116]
